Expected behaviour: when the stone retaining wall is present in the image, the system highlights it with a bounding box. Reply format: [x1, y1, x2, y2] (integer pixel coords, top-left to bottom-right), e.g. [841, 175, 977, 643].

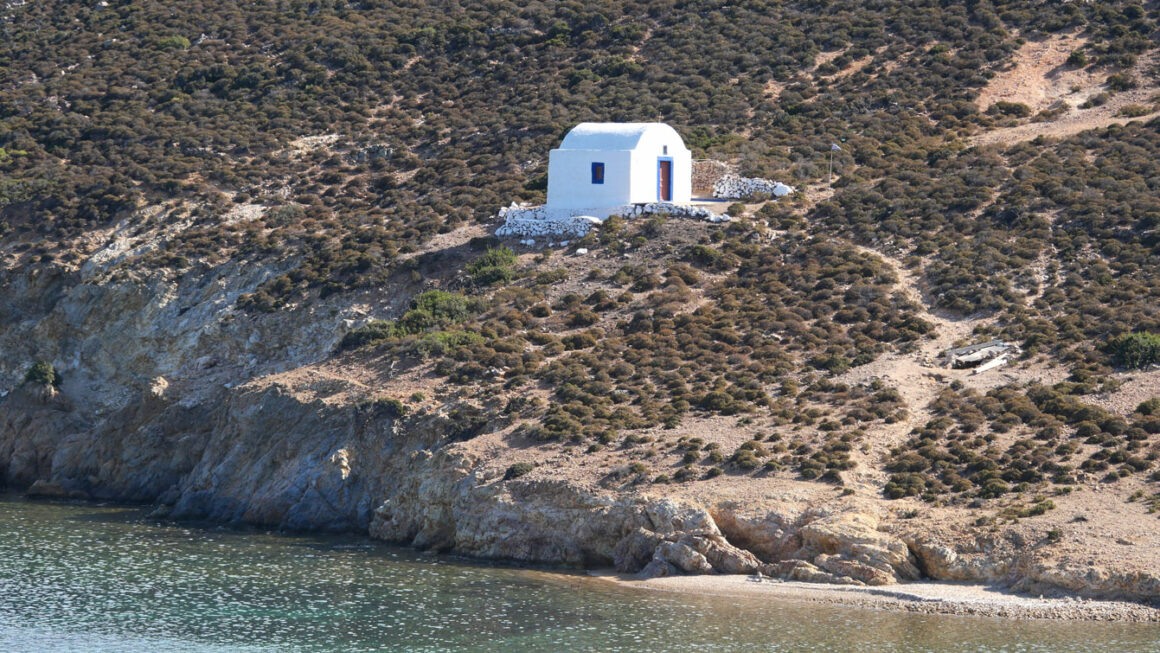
[692, 160, 732, 195]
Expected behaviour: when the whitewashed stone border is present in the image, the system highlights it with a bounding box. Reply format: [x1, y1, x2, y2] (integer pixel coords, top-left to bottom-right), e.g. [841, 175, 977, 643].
[494, 201, 729, 240]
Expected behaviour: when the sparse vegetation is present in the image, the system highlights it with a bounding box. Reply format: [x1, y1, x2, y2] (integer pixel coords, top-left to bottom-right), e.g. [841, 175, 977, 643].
[4, 0, 1160, 544]
[504, 462, 535, 480]
[23, 361, 60, 388]
[1107, 333, 1160, 369]
[468, 247, 519, 286]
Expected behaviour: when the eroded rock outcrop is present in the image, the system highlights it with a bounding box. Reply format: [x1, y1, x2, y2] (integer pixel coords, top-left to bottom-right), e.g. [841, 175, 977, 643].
[710, 505, 921, 586]
[710, 502, 815, 561]
[797, 512, 921, 585]
[906, 534, 1014, 582]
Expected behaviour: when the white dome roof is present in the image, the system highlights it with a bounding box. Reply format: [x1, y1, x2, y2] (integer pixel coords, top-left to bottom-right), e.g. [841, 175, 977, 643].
[557, 122, 685, 151]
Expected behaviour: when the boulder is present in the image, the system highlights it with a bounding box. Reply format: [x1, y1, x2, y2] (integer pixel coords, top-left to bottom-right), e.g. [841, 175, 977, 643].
[906, 535, 1012, 582]
[643, 498, 719, 536]
[637, 558, 678, 579]
[799, 512, 921, 582]
[654, 540, 714, 574]
[764, 559, 861, 585]
[692, 533, 762, 574]
[613, 527, 666, 572]
[815, 553, 895, 586]
[710, 503, 816, 561]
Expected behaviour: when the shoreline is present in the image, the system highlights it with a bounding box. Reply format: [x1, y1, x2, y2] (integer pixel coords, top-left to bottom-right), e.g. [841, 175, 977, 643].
[9, 494, 1160, 624]
[590, 571, 1160, 623]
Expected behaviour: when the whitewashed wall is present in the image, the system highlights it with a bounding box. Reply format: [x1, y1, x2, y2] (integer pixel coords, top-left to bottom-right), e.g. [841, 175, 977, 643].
[629, 130, 691, 204]
[546, 149, 632, 209]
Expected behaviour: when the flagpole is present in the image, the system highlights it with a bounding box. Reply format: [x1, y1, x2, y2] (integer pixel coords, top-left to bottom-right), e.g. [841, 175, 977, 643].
[828, 142, 841, 185]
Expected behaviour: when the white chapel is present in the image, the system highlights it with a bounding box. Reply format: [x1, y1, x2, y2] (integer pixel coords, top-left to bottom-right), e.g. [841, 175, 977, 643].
[545, 122, 692, 211]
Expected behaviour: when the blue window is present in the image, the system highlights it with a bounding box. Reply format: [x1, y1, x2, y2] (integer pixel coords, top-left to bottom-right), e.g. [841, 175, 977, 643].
[591, 162, 605, 184]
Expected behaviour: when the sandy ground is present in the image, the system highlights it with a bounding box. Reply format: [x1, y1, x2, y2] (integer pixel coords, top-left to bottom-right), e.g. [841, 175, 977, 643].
[970, 37, 1159, 147]
[976, 33, 1092, 113]
[593, 572, 1160, 622]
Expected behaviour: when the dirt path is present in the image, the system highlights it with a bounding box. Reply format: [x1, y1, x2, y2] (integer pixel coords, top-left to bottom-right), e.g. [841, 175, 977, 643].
[836, 247, 990, 487]
[834, 244, 1069, 489]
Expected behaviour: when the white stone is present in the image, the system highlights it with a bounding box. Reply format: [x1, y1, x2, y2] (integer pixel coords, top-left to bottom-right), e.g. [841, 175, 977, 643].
[149, 376, 169, 398]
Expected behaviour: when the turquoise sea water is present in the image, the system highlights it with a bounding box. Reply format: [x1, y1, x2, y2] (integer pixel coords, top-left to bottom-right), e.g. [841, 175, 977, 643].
[1, 495, 1157, 652]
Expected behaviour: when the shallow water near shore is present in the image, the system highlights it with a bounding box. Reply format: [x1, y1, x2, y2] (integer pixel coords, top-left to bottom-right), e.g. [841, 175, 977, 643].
[1, 495, 1157, 652]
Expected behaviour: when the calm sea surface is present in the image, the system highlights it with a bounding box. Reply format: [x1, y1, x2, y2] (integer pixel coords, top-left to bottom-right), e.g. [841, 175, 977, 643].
[1, 495, 1157, 652]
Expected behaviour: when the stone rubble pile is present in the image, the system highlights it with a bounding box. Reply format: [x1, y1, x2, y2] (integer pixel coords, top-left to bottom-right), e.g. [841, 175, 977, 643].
[347, 143, 393, 163]
[713, 174, 795, 200]
[620, 202, 726, 223]
[495, 211, 602, 239]
[494, 201, 728, 241]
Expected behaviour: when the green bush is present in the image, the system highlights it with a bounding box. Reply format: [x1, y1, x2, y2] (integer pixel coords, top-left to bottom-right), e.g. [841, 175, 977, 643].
[408, 290, 472, 325]
[1106, 73, 1137, 92]
[468, 247, 518, 286]
[504, 462, 535, 480]
[987, 101, 1031, 117]
[338, 291, 474, 351]
[884, 472, 927, 499]
[23, 360, 60, 388]
[809, 354, 851, 374]
[155, 35, 190, 50]
[1081, 92, 1110, 108]
[1136, 397, 1160, 416]
[731, 449, 761, 470]
[362, 397, 407, 419]
[978, 479, 1010, 499]
[1118, 104, 1154, 118]
[339, 320, 395, 350]
[699, 391, 740, 415]
[535, 268, 569, 285]
[1107, 332, 1160, 369]
[416, 330, 483, 357]
[687, 245, 731, 270]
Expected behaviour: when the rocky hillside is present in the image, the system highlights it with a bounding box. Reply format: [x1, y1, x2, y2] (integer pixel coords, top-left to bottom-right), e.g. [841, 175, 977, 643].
[3, 1, 1160, 601]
